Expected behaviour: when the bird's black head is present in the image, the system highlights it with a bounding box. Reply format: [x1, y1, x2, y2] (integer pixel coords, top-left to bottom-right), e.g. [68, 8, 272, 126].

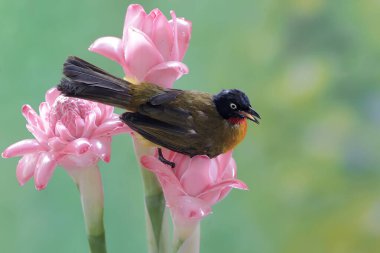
[213, 89, 260, 124]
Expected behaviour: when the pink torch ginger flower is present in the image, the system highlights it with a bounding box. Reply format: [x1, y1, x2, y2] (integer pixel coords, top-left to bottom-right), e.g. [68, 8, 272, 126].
[89, 4, 192, 88]
[2, 88, 129, 190]
[141, 149, 248, 224]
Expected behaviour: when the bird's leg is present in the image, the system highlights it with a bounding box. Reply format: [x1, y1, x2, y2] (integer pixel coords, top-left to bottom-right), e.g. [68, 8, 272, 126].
[157, 148, 175, 168]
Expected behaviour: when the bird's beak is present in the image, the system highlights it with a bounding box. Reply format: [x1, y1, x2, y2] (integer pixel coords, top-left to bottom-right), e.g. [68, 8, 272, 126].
[240, 107, 261, 124]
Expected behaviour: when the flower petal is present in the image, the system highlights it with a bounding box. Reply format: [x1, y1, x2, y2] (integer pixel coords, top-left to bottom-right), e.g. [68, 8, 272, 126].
[93, 119, 125, 136]
[39, 102, 52, 135]
[45, 88, 61, 106]
[74, 117, 85, 137]
[82, 112, 97, 138]
[22, 104, 42, 128]
[171, 151, 191, 180]
[143, 61, 189, 88]
[112, 124, 133, 135]
[141, 155, 186, 197]
[169, 12, 192, 61]
[197, 179, 248, 203]
[62, 138, 91, 155]
[123, 4, 147, 36]
[215, 150, 233, 171]
[90, 137, 111, 162]
[16, 154, 39, 186]
[142, 11, 154, 38]
[89, 36, 124, 65]
[47, 137, 67, 151]
[26, 124, 47, 143]
[172, 196, 212, 221]
[58, 152, 98, 169]
[151, 9, 173, 60]
[123, 27, 164, 82]
[98, 105, 114, 123]
[220, 155, 237, 180]
[180, 155, 212, 196]
[219, 158, 239, 199]
[214, 151, 235, 180]
[34, 152, 57, 190]
[2, 139, 43, 158]
[55, 121, 75, 141]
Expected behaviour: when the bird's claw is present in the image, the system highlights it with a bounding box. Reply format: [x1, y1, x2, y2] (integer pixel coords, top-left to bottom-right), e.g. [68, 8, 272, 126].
[158, 148, 176, 168]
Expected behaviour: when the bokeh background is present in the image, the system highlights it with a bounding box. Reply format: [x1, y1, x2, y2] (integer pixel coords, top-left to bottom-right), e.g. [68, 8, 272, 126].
[1, 0, 380, 252]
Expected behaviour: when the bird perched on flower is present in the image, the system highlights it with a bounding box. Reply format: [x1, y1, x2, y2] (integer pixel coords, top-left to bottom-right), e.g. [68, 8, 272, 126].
[141, 149, 248, 222]
[57, 57, 260, 167]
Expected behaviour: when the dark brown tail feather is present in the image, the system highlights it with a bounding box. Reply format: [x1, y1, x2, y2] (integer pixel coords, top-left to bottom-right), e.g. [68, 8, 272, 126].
[57, 56, 131, 108]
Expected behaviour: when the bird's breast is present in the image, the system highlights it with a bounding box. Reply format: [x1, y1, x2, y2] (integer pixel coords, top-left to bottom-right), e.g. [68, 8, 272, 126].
[221, 119, 248, 153]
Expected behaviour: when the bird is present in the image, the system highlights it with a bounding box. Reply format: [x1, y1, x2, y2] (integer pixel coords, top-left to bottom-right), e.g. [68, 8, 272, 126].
[57, 56, 260, 167]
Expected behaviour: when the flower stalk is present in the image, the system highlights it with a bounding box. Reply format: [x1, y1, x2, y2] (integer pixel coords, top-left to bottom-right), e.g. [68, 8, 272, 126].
[133, 136, 168, 253]
[68, 165, 107, 253]
[172, 221, 200, 253]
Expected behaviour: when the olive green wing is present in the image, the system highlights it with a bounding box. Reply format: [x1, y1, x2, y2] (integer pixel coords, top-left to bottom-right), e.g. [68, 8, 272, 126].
[121, 112, 206, 157]
[137, 90, 194, 128]
[120, 90, 215, 157]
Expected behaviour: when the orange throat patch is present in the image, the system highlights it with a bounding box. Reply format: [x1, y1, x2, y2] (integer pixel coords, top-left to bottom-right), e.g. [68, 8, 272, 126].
[223, 118, 248, 152]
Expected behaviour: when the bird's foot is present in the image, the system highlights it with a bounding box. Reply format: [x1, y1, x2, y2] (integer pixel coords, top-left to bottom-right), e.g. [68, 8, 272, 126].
[158, 148, 175, 168]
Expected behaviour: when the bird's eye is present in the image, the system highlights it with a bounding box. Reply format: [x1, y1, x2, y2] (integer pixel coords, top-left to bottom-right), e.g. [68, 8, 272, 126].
[230, 103, 237, 110]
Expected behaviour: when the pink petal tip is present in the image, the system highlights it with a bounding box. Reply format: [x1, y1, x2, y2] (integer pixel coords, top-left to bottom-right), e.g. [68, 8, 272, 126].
[35, 184, 46, 191]
[233, 180, 249, 190]
[102, 155, 111, 163]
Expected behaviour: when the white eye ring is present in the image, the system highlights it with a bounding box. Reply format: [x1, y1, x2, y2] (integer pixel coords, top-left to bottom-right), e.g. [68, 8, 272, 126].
[230, 103, 237, 110]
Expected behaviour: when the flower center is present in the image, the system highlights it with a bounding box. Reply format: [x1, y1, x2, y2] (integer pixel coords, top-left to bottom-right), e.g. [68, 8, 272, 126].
[49, 95, 96, 135]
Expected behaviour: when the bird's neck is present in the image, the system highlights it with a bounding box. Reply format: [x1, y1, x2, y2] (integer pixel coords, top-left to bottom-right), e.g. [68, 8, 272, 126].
[227, 117, 246, 125]
[221, 118, 248, 153]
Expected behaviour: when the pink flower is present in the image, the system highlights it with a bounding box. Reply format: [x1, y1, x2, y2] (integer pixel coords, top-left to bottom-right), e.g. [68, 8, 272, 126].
[140, 149, 248, 223]
[89, 4, 192, 88]
[2, 88, 129, 190]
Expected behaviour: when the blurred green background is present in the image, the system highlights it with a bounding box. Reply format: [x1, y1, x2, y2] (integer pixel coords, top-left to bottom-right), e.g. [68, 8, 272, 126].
[1, 0, 380, 252]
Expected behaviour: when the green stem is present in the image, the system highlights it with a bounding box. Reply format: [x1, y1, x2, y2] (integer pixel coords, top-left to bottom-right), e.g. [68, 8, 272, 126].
[133, 137, 169, 253]
[172, 221, 200, 253]
[68, 165, 107, 253]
